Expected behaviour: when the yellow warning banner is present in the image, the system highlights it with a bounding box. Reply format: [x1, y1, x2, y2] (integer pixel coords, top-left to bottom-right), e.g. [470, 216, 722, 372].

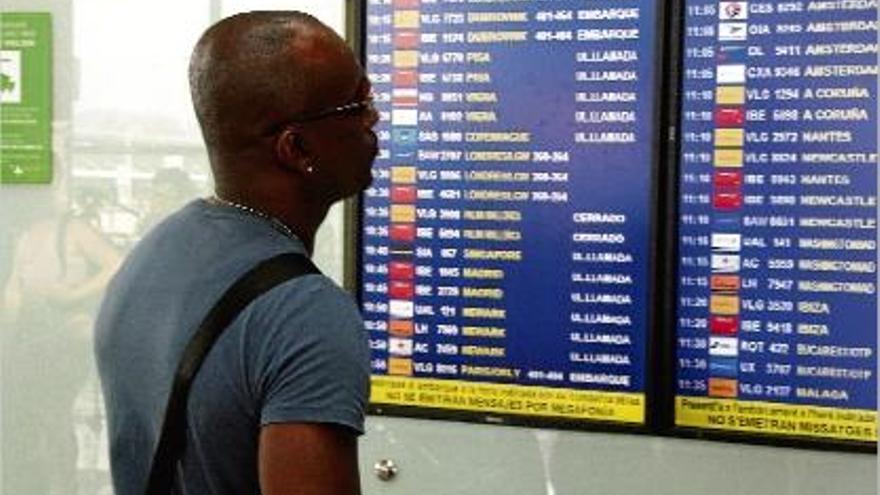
[371, 376, 644, 423]
[676, 396, 877, 442]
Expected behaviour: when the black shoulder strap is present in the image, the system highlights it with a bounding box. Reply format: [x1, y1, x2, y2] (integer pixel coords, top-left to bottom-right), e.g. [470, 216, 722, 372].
[145, 252, 320, 495]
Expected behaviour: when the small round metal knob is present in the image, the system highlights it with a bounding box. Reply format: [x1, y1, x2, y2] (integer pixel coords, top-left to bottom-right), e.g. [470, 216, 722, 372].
[373, 459, 398, 481]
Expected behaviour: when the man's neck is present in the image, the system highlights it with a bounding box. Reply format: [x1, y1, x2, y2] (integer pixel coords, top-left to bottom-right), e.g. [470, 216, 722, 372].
[213, 186, 328, 255]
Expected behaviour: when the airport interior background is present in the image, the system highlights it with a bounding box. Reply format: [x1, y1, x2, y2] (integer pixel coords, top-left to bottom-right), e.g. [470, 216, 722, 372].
[0, 1, 877, 494]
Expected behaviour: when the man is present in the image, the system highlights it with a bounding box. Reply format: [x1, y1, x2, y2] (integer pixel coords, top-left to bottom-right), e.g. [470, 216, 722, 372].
[95, 11, 377, 495]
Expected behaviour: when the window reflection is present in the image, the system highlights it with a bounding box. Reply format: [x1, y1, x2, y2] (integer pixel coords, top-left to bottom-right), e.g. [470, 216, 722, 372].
[2, 171, 121, 494]
[2, 2, 348, 493]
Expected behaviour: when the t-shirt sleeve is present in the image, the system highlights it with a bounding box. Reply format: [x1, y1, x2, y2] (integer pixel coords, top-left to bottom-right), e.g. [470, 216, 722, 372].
[250, 276, 370, 434]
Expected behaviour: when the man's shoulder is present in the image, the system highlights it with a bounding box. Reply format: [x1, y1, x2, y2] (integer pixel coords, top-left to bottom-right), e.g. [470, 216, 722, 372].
[121, 200, 307, 280]
[249, 273, 361, 328]
[239, 271, 369, 434]
[237, 271, 367, 372]
[140, 199, 211, 243]
[124, 200, 207, 262]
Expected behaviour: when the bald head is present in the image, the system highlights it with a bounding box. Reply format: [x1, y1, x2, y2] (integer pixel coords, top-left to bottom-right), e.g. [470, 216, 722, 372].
[189, 11, 356, 154]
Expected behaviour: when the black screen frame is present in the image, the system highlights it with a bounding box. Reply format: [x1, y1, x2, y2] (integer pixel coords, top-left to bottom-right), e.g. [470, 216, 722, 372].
[348, 0, 878, 453]
[351, 0, 673, 436]
[660, 0, 877, 453]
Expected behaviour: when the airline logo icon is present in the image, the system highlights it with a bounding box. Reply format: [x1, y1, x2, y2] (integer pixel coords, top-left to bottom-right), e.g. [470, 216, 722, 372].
[719, 2, 748, 20]
[389, 223, 416, 242]
[388, 261, 415, 280]
[389, 247, 414, 258]
[713, 190, 743, 210]
[716, 64, 746, 84]
[710, 294, 740, 315]
[715, 107, 745, 127]
[390, 204, 416, 223]
[392, 128, 418, 145]
[391, 166, 417, 184]
[711, 254, 741, 273]
[708, 378, 738, 398]
[393, 10, 420, 29]
[388, 319, 415, 337]
[710, 315, 739, 335]
[718, 22, 748, 41]
[393, 50, 419, 68]
[716, 85, 746, 105]
[388, 280, 415, 299]
[713, 294, 741, 314]
[711, 233, 742, 252]
[388, 337, 414, 357]
[709, 358, 739, 378]
[715, 128, 745, 147]
[389, 299, 415, 318]
[391, 185, 417, 203]
[388, 357, 413, 376]
[394, 31, 420, 49]
[713, 214, 742, 232]
[392, 88, 418, 107]
[716, 46, 747, 64]
[709, 336, 739, 357]
[714, 148, 744, 167]
[714, 170, 743, 188]
[711, 274, 741, 291]
[393, 70, 418, 87]
[392, 108, 419, 126]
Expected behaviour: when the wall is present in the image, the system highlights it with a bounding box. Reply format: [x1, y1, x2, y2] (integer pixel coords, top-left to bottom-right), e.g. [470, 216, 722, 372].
[362, 416, 876, 495]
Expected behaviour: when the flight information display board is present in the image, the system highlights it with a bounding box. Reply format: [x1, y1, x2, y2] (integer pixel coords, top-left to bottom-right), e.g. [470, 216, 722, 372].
[675, 0, 878, 443]
[360, 0, 662, 425]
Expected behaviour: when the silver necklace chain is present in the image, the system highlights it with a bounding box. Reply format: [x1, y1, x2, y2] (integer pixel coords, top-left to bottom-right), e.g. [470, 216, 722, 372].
[209, 195, 297, 241]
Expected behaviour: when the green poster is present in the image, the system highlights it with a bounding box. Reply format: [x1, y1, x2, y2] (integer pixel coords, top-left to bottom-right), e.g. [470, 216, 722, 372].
[0, 12, 52, 184]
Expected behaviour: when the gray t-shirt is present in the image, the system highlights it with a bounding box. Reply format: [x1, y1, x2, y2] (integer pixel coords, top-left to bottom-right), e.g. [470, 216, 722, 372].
[95, 199, 370, 495]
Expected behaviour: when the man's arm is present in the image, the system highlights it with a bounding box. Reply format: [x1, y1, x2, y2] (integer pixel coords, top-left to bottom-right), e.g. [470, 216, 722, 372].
[253, 278, 370, 495]
[259, 423, 362, 495]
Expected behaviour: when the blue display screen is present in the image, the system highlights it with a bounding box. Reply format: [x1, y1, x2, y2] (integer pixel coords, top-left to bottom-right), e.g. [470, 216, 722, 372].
[675, 0, 878, 442]
[360, 0, 661, 423]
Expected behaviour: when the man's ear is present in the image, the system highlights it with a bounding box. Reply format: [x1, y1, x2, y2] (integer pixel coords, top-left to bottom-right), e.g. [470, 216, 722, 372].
[275, 128, 311, 175]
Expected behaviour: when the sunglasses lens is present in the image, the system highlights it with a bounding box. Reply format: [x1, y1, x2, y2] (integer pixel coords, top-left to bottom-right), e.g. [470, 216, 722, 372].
[345, 101, 373, 117]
